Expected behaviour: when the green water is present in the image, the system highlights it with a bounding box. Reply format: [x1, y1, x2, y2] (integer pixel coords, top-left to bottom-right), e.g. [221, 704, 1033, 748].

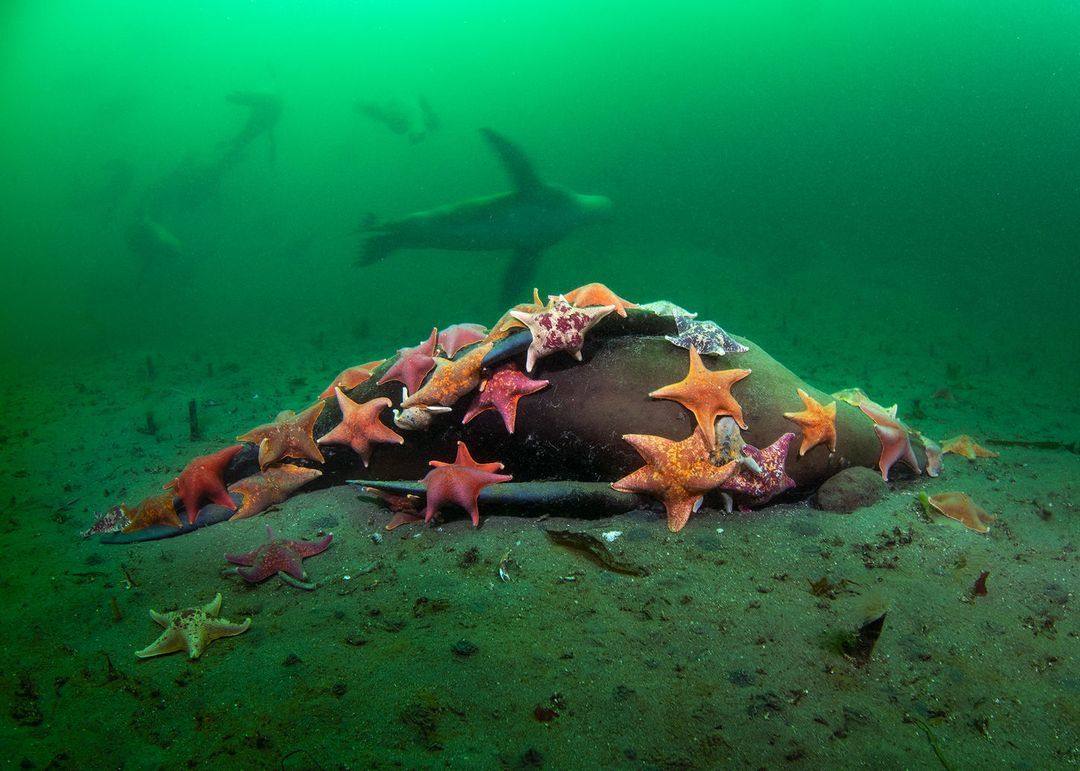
[2, 1, 1077, 373]
[1, 2, 1078, 768]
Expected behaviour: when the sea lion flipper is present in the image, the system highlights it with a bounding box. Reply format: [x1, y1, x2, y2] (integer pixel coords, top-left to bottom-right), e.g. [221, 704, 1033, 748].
[480, 128, 543, 193]
[502, 246, 541, 305]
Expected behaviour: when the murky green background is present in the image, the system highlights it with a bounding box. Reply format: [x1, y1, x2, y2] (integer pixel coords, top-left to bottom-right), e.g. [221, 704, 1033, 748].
[1, 0, 1077, 390]
[1, 4, 1078, 767]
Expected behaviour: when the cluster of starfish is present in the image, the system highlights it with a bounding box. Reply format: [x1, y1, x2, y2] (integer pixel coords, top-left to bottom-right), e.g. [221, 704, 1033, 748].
[93, 437, 324, 535]
[133, 521, 336, 659]
[103, 280, 993, 543]
[342, 283, 823, 533]
[348, 284, 628, 528]
[177, 410, 329, 526]
[374, 324, 489, 397]
[610, 342, 802, 532]
[101, 279, 1012, 660]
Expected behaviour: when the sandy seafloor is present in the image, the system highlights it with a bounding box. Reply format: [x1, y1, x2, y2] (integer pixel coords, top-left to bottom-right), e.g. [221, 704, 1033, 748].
[0, 292, 1076, 769]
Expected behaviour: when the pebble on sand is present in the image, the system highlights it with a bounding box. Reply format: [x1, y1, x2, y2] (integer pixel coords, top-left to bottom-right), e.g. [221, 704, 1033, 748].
[814, 467, 887, 513]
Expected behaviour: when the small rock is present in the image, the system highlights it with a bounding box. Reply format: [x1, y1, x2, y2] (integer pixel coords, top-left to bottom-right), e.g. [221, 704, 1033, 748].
[458, 546, 479, 569]
[815, 467, 887, 513]
[451, 639, 478, 658]
[728, 670, 756, 687]
[788, 518, 821, 537]
[10, 674, 42, 727]
[623, 527, 652, 543]
[312, 514, 340, 530]
[520, 748, 544, 767]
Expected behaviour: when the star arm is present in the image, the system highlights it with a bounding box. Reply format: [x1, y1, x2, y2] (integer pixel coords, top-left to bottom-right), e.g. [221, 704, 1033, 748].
[135, 629, 184, 659]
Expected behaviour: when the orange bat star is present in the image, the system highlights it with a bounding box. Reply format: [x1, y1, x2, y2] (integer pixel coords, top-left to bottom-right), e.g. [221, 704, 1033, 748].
[783, 388, 837, 456]
[941, 435, 999, 460]
[561, 282, 637, 318]
[612, 429, 737, 532]
[920, 491, 995, 534]
[237, 402, 326, 469]
[649, 346, 750, 448]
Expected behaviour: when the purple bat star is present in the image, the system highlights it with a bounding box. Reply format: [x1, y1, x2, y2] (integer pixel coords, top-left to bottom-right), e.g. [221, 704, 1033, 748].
[722, 432, 796, 509]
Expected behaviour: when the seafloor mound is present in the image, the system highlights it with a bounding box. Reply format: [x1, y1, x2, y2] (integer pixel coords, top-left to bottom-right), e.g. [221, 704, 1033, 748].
[90, 281, 942, 543]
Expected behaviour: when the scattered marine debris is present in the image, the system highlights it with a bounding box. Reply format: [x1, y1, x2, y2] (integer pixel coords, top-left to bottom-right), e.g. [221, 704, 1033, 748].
[970, 570, 990, 597]
[497, 548, 513, 582]
[82, 505, 128, 538]
[808, 575, 859, 600]
[985, 437, 1079, 455]
[840, 610, 887, 667]
[543, 528, 649, 577]
[907, 714, 953, 771]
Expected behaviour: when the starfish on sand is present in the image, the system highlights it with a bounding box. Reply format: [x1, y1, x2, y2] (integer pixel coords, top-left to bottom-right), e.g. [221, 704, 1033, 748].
[920, 491, 995, 534]
[223, 525, 334, 590]
[941, 435, 998, 460]
[135, 593, 250, 660]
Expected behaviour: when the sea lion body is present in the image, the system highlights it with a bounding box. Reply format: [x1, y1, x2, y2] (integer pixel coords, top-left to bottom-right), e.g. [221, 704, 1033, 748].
[97, 302, 932, 543]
